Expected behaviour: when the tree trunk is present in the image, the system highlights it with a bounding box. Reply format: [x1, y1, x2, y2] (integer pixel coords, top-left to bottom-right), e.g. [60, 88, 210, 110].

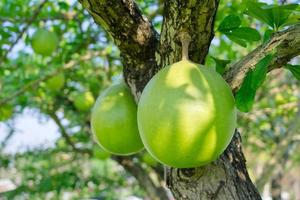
[165, 131, 261, 200]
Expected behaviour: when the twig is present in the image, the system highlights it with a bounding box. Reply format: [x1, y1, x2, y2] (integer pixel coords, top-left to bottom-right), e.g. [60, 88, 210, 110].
[113, 156, 170, 200]
[0, 15, 74, 23]
[0, 124, 15, 149]
[0, 0, 49, 64]
[49, 111, 91, 155]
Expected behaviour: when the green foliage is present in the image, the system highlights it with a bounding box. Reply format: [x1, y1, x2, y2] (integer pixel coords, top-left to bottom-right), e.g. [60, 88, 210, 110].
[286, 64, 300, 80]
[235, 70, 256, 112]
[0, 104, 14, 121]
[211, 56, 230, 75]
[218, 14, 261, 47]
[263, 29, 274, 43]
[236, 54, 273, 112]
[2, 149, 145, 199]
[217, 1, 298, 47]
[218, 14, 241, 31]
[244, 1, 299, 30]
[239, 72, 300, 192]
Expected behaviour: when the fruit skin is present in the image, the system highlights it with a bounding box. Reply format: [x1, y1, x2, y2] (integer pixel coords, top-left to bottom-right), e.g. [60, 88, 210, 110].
[31, 29, 58, 56]
[74, 92, 95, 111]
[45, 73, 65, 92]
[0, 105, 13, 121]
[93, 146, 111, 160]
[91, 82, 144, 155]
[142, 152, 157, 166]
[137, 60, 237, 168]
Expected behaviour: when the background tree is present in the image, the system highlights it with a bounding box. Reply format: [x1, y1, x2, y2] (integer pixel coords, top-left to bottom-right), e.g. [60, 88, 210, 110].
[0, 0, 299, 199]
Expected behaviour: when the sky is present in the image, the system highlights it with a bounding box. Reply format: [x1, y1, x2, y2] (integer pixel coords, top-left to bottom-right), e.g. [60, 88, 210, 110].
[0, 109, 60, 154]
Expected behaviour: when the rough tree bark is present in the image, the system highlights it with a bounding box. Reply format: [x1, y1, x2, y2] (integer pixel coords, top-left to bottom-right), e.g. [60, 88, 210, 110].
[78, 0, 300, 199]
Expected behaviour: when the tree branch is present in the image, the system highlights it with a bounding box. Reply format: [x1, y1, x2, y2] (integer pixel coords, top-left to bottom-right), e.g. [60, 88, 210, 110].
[113, 156, 170, 200]
[224, 24, 300, 92]
[0, 123, 15, 150]
[0, 0, 49, 65]
[49, 111, 91, 155]
[78, 0, 159, 96]
[0, 13, 77, 23]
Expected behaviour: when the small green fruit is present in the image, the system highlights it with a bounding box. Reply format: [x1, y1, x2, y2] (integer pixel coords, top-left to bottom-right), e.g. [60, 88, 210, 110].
[31, 29, 58, 56]
[91, 82, 144, 155]
[275, 94, 285, 105]
[45, 73, 65, 92]
[138, 60, 237, 168]
[74, 92, 95, 111]
[0, 105, 13, 121]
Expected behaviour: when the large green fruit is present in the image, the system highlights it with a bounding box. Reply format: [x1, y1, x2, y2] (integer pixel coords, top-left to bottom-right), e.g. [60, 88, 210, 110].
[137, 60, 237, 168]
[74, 92, 95, 111]
[45, 73, 65, 92]
[31, 29, 58, 56]
[93, 146, 111, 160]
[0, 105, 13, 121]
[91, 82, 144, 155]
[142, 152, 157, 166]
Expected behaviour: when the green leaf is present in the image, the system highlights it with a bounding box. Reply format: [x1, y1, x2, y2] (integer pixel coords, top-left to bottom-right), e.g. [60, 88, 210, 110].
[218, 15, 241, 31]
[251, 54, 273, 89]
[0, 29, 10, 39]
[211, 56, 230, 75]
[235, 70, 256, 112]
[263, 29, 273, 43]
[283, 12, 300, 26]
[225, 27, 261, 42]
[235, 54, 273, 112]
[268, 4, 299, 29]
[226, 34, 247, 47]
[271, 6, 290, 29]
[245, 1, 299, 29]
[58, 2, 69, 10]
[286, 64, 300, 80]
[244, 1, 274, 27]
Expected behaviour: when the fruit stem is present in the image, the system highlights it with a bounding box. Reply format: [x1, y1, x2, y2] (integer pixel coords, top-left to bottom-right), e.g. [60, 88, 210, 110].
[179, 32, 191, 61]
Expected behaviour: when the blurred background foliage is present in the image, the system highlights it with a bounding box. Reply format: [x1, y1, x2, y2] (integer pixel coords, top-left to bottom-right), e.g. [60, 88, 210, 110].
[0, 0, 299, 199]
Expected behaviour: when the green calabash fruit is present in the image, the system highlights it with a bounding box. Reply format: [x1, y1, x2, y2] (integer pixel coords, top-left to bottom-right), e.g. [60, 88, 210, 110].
[137, 60, 237, 168]
[31, 29, 58, 56]
[93, 146, 111, 160]
[91, 82, 144, 155]
[142, 152, 158, 166]
[45, 73, 65, 92]
[74, 92, 95, 111]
